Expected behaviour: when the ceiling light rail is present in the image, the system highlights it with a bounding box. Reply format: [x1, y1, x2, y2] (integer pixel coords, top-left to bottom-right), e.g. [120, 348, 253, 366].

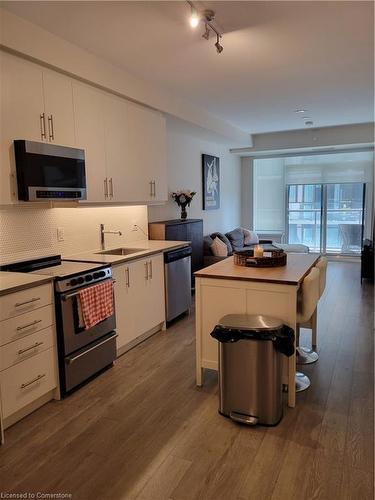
[187, 1, 224, 54]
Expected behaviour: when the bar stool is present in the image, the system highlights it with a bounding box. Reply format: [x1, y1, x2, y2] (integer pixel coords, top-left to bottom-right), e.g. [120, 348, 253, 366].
[312, 256, 327, 347]
[295, 267, 320, 391]
[297, 256, 328, 363]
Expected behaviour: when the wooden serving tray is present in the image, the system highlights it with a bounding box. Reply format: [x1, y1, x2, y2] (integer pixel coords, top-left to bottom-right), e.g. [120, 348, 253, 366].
[234, 249, 287, 267]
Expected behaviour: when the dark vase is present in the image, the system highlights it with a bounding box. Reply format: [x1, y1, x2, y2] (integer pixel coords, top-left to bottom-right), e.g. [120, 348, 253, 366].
[180, 206, 187, 220]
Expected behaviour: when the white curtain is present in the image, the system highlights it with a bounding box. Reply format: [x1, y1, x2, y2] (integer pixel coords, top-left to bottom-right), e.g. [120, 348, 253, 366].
[253, 151, 374, 236]
[285, 152, 373, 185]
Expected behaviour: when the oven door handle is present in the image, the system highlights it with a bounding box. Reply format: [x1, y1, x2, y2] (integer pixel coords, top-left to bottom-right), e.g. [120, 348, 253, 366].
[65, 334, 118, 365]
[62, 279, 116, 301]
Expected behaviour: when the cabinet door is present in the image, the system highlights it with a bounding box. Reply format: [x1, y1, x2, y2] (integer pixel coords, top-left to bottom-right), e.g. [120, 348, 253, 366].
[43, 70, 76, 147]
[73, 82, 106, 202]
[125, 102, 167, 202]
[103, 94, 130, 202]
[0, 52, 45, 204]
[112, 264, 136, 351]
[142, 254, 165, 332]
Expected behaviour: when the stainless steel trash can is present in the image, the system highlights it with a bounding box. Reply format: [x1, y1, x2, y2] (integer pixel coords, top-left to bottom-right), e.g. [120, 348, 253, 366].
[210, 314, 294, 426]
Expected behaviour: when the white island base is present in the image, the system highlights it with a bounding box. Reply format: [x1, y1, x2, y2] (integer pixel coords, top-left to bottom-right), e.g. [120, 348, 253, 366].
[195, 253, 320, 408]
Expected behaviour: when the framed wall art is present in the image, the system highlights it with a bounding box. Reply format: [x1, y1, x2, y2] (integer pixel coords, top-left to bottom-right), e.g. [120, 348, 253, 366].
[202, 154, 220, 210]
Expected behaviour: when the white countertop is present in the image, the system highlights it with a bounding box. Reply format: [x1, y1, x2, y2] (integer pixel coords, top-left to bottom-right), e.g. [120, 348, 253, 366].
[0, 272, 53, 296]
[64, 239, 190, 265]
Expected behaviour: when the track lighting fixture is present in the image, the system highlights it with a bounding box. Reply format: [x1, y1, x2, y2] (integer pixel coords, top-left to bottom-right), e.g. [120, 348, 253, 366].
[215, 34, 223, 54]
[187, 1, 223, 54]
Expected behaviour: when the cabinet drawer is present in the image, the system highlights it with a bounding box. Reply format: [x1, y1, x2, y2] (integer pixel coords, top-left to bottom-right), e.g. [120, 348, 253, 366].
[0, 305, 54, 346]
[0, 326, 55, 371]
[0, 284, 53, 320]
[0, 347, 57, 418]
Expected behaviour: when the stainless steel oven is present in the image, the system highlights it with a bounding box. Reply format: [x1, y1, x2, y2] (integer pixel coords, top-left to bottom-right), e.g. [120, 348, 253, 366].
[58, 279, 116, 355]
[54, 267, 117, 395]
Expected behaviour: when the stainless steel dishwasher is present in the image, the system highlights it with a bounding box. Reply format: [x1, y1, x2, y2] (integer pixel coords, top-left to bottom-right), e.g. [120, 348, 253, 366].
[164, 246, 192, 322]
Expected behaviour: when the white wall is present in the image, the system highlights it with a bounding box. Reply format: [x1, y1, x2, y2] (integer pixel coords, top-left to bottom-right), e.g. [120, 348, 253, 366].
[148, 117, 242, 235]
[0, 205, 148, 265]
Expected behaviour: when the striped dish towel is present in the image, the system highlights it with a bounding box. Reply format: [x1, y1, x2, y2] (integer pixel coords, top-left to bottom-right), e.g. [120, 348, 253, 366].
[77, 281, 114, 330]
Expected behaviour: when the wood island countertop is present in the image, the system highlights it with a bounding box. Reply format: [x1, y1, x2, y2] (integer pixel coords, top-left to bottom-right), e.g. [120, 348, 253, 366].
[195, 253, 320, 286]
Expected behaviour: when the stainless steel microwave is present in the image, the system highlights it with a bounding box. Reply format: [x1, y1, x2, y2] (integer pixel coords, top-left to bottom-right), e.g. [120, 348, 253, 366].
[14, 140, 86, 201]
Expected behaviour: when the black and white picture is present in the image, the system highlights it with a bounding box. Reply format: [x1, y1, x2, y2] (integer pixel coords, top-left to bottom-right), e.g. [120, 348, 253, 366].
[202, 154, 220, 210]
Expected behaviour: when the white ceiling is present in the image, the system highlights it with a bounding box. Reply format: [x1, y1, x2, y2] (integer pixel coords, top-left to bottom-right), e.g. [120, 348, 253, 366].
[2, 1, 374, 134]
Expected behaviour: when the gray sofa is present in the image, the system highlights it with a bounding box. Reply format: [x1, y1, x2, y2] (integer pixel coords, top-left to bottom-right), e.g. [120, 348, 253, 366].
[204, 227, 309, 266]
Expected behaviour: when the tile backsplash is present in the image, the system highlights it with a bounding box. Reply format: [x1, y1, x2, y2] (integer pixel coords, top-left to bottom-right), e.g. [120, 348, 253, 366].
[0, 204, 148, 264]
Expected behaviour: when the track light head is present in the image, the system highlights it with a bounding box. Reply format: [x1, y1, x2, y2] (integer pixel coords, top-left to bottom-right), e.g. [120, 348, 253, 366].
[202, 23, 210, 40]
[215, 34, 223, 54]
[189, 7, 199, 28]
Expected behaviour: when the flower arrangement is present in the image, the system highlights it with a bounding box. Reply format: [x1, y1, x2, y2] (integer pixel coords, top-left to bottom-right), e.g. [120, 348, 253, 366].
[171, 190, 196, 220]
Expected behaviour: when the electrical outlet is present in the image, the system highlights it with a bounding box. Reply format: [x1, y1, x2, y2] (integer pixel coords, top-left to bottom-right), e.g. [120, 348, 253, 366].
[57, 227, 65, 242]
[131, 225, 138, 232]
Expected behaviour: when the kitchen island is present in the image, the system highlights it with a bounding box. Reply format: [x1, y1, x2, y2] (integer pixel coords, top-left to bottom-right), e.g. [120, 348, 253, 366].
[195, 253, 320, 407]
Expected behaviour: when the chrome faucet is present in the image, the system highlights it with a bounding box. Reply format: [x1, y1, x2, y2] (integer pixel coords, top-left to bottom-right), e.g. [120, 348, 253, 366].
[100, 223, 122, 250]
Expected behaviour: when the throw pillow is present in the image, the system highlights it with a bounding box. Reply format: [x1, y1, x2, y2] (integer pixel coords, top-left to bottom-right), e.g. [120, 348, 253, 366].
[243, 228, 259, 246]
[211, 237, 228, 257]
[226, 227, 245, 251]
[210, 232, 233, 256]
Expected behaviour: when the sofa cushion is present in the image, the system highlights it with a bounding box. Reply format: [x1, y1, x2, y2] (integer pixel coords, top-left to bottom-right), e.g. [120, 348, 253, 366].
[210, 232, 233, 256]
[226, 228, 245, 251]
[243, 228, 259, 246]
[211, 237, 228, 257]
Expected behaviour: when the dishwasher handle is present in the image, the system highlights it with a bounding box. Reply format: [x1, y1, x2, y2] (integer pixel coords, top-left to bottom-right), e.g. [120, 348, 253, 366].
[164, 246, 192, 264]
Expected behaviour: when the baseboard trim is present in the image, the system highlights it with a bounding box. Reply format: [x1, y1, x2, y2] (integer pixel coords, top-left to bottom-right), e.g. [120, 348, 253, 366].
[116, 323, 163, 357]
[3, 389, 56, 430]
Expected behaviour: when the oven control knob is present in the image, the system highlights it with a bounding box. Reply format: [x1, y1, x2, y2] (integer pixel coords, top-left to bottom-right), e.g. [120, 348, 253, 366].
[98, 271, 106, 278]
[77, 277, 84, 285]
[85, 275, 93, 282]
[93, 272, 100, 279]
[70, 278, 77, 286]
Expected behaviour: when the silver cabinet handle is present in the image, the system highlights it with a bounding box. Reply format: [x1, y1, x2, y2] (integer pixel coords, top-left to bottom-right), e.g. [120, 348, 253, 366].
[125, 267, 130, 287]
[15, 297, 41, 307]
[20, 373, 46, 389]
[144, 262, 149, 280]
[66, 334, 118, 364]
[48, 115, 55, 141]
[152, 181, 156, 197]
[104, 178, 108, 198]
[148, 260, 153, 279]
[149, 181, 153, 197]
[16, 319, 42, 331]
[109, 177, 114, 198]
[18, 341, 44, 355]
[40, 113, 46, 140]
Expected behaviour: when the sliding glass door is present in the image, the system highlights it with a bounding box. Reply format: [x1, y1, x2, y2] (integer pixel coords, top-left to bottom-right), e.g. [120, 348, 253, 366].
[287, 183, 365, 255]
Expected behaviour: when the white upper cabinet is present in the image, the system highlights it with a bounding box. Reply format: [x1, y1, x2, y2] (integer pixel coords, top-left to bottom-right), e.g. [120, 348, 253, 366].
[72, 82, 107, 202]
[125, 101, 167, 203]
[0, 52, 45, 204]
[103, 94, 130, 203]
[42, 70, 76, 147]
[0, 52, 76, 204]
[103, 95, 167, 203]
[0, 51, 167, 205]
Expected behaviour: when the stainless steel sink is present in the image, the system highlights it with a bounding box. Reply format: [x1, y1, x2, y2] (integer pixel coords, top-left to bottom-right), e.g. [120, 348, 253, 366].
[96, 248, 145, 256]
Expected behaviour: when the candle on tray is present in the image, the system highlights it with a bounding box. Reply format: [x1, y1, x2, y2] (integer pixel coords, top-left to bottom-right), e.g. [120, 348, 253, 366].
[254, 245, 264, 258]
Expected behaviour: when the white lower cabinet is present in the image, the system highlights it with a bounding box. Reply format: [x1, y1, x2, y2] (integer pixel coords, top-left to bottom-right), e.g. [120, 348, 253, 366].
[113, 253, 165, 354]
[0, 283, 58, 437]
[1, 347, 57, 419]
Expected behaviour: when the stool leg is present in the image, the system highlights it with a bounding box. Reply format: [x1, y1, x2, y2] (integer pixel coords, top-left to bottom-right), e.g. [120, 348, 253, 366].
[311, 308, 317, 348]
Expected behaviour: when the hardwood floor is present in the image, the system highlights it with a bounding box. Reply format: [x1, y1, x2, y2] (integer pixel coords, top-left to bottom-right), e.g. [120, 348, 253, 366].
[0, 262, 373, 500]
